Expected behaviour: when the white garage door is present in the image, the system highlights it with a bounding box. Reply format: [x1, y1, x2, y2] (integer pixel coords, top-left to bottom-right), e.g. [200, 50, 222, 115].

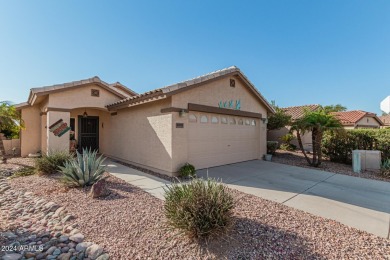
[188, 112, 260, 169]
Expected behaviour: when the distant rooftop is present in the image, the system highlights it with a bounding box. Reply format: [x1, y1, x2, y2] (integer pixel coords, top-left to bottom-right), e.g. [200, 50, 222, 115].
[281, 104, 320, 120]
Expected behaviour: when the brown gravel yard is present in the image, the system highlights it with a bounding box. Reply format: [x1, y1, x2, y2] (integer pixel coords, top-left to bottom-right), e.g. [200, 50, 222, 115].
[273, 149, 390, 182]
[0, 157, 34, 171]
[6, 169, 390, 259]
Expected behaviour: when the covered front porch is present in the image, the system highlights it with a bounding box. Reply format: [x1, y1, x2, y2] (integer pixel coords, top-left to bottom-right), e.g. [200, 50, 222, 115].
[41, 107, 111, 155]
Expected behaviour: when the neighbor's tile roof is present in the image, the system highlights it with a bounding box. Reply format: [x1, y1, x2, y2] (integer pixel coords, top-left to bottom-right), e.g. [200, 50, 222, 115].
[282, 104, 320, 120]
[379, 115, 390, 125]
[331, 110, 381, 126]
[106, 66, 275, 113]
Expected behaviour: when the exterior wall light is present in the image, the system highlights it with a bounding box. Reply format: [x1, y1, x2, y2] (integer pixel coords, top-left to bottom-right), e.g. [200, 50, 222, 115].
[261, 118, 268, 124]
[179, 109, 187, 118]
[83, 109, 88, 118]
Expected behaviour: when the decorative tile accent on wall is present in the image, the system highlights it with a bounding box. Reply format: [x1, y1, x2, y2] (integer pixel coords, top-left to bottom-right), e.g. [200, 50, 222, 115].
[49, 119, 71, 137]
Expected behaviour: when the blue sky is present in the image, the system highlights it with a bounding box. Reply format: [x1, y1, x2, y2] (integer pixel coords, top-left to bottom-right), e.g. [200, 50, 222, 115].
[0, 1, 389, 114]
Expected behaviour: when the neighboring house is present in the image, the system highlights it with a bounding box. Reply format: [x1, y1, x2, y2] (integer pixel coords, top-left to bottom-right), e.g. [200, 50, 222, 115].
[331, 110, 383, 129]
[267, 104, 320, 151]
[379, 115, 390, 128]
[15, 66, 274, 176]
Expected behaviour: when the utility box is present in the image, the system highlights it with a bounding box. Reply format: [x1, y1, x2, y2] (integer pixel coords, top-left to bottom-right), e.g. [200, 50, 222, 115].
[352, 150, 381, 173]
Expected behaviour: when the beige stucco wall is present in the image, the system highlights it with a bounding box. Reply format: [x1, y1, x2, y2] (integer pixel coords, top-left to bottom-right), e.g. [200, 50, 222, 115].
[48, 84, 122, 110]
[104, 98, 174, 174]
[21, 106, 41, 156]
[2, 139, 21, 155]
[356, 117, 381, 128]
[41, 114, 47, 153]
[171, 75, 269, 171]
[47, 111, 70, 153]
[267, 127, 313, 151]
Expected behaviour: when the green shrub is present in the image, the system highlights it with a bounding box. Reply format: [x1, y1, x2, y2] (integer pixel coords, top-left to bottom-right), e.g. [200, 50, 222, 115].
[280, 143, 296, 151]
[267, 141, 278, 155]
[10, 166, 35, 179]
[163, 178, 234, 239]
[280, 133, 295, 144]
[59, 149, 106, 187]
[35, 151, 73, 174]
[322, 129, 390, 164]
[179, 163, 196, 178]
[381, 159, 390, 178]
[279, 133, 296, 151]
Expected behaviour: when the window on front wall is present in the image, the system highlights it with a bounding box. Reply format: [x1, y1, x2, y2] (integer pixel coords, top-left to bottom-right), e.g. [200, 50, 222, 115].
[238, 119, 244, 125]
[200, 115, 208, 123]
[251, 119, 256, 126]
[221, 117, 228, 124]
[70, 118, 75, 131]
[245, 119, 250, 125]
[189, 114, 197, 123]
[211, 116, 218, 124]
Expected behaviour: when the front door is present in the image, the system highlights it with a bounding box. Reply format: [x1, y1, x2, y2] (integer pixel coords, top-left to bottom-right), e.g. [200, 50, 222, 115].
[78, 116, 99, 152]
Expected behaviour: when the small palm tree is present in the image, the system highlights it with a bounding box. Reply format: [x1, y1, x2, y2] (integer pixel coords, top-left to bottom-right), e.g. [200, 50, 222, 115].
[0, 101, 23, 163]
[291, 108, 342, 167]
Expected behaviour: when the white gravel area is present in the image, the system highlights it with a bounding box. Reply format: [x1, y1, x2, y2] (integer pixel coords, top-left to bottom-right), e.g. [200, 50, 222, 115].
[6, 171, 390, 259]
[272, 150, 390, 182]
[0, 176, 108, 260]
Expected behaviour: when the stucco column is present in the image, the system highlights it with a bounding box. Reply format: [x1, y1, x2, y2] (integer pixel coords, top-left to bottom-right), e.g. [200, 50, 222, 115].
[259, 119, 267, 158]
[46, 111, 71, 153]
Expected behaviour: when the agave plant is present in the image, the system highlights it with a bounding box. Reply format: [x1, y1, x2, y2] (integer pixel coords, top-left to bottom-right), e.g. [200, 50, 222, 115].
[59, 149, 106, 187]
[381, 159, 390, 178]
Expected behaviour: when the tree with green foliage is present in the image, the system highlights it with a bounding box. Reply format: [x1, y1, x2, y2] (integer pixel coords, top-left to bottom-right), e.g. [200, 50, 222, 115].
[0, 101, 23, 163]
[267, 105, 292, 131]
[322, 104, 347, 113]
[291, 108, 342, 167]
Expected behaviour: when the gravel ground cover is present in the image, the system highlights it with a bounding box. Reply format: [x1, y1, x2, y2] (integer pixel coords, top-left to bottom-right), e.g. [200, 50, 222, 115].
[272, 150, 390, 182]
[6, 171, 390, 259]
[0, 158, 34, 177]
[0, 176, 108, 260]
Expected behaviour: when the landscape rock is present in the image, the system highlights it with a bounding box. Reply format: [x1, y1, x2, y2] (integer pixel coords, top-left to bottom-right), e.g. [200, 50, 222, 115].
[69, 233, 84, 243]
[44, 202, 60, 212]
[90, 179, 110, 198]
[75, 242, 93, 252]
[1, 253, 22, 260]
[62, 215, 75, 223]
[57, 252, 72, 260]
[96, 253, 110, 260]
[85, 244, 104, 260]
[0, 175, 109, 259]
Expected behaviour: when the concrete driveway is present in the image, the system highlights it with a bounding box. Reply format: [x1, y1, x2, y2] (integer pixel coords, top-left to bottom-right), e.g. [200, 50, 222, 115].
[197, 160, 390, 238]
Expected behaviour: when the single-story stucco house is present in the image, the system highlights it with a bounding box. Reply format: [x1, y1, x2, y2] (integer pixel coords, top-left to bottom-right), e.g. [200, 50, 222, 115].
[379, 115, 390, 128]
[15, 66, 274, 176]
[331, 110, 383, 129]
[267, 104, 320, 151]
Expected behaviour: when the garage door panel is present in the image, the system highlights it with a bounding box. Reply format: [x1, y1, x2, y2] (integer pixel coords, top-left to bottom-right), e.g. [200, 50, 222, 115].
[188, 113, 260, 170]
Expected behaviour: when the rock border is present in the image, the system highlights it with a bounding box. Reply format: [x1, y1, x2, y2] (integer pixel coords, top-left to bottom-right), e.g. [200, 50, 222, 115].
[0, 176, 109, 260]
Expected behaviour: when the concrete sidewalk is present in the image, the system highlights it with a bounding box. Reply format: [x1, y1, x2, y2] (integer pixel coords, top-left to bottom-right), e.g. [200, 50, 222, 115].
[103, 159, 169, 200]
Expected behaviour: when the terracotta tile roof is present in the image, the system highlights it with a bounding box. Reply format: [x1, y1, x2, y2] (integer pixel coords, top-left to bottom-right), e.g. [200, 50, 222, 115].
[281, 104, 320, 120]
[379, 115, 390, 125]
[106, 66, 275, 113]
[331, 110, 382, 126]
